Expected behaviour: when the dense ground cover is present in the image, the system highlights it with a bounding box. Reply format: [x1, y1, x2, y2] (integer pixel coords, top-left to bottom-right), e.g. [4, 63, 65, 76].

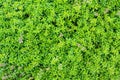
[0, 0, 120, 80]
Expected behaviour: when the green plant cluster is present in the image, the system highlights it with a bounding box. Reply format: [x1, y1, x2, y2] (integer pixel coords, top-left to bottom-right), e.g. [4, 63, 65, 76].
[0, 0, 120, 80]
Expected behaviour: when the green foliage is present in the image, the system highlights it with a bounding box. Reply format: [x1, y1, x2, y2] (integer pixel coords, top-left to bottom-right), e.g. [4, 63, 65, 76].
[0, 0, 120, 80]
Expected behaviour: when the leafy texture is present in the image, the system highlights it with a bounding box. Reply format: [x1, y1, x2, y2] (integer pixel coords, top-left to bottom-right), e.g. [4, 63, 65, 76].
[0, 0, 120, 80]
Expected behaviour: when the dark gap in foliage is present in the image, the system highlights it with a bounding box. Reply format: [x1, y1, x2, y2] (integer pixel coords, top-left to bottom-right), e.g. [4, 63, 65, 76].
[111, 37, 116, 42]
[15, 29, 18, 33]
[67, 25, 72, 29]
[38, 63, 44, 68]
[41, 56, 46, 61]
[23, 13, 30, 19]
[19, 44, 26, 50]
[71, 18, 78, 26]
[53, 74, 57, 77]
[37, 42, 42, 47]
[4, 17, 10, 21]
[59, 61, 62, 64]
[0, 3, 3, 7]
[67, 0, 74, 4]
[40, 17, 43, 20]
[106, 10, 112, 15]
[88, 71, 93, 77]
[89, 8, 93, 12]
[90, 7, 99, 12]
[70, 75, 74, 79]
[106, 54, 111, 61]
[34, 33, 40, 40]
[115, 62, 120, 69]
[97, 72, 102, 77]
[25, 74, 33, 79]
[94, 8, 99, 12]
[68, 32, 73, 37]
[66, 61, 72, 68]
[96, 42, 101, 49]
[49, 37, 53, 40]
[87, 19, 91, 25]
[42, 10, 47, 17]
[52, 21, 57, 27]
[101, 54, 106, 61]
[114, 14, 120, 18]
[5, 25, 11, 29]
[15, 8, 20, 12]
[83, 30, 88, 33]
[104, 27, 107, 32]
[3, 34, 8, 39]
[112, 5, 119, 11]
[58, 75, 62, 78]
[64, 17, 68, 21]
[64, 18, 70, 28]
[81, 51, 86, 59]
[112, 27, 117, 33]
[94, 15, 98, 18]
[62, 36, 66, 40]
[23, 30, 29, 34]
[74, 29, 77, 32]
